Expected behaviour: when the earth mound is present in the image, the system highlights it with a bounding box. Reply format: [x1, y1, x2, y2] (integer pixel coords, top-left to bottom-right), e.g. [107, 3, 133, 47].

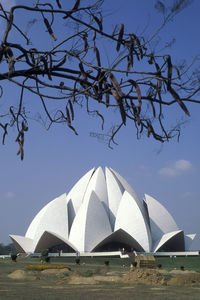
[167, 272, 200, 286]
[8, 270, 37, 280]
[121, 269, 167, 285]
[58, 271, 97, 285]
[41, 268, 71, 277]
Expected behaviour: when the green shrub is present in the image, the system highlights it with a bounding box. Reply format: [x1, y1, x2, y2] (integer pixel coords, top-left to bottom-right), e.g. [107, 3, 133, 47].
[83, 270, 93, 277]
[11, 254, 17, 262]
[41, 249, 49, 263]
[75, 258, 80, 264]
[104, 260, 109, 266]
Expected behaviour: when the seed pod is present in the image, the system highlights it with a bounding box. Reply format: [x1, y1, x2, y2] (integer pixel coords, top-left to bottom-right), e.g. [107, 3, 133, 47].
[43, 18, 57, 41]
[128, 79, 141, 112]
[111, 90, 126, 125]
[92, 13, 103, 31]
[66, 106, 71, 125]
[68, 100, 74, 121]
[94, 46, 101, 67]
[116, 24, 124, 52]
[168, 86, 190, 116]
[82, 32, 88, 51]
[167, 55, 172, 88]
[132, 33, 143, 59]
[108, 72, 124, 98]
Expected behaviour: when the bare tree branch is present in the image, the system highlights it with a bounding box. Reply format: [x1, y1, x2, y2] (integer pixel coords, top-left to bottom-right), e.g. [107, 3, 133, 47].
[0, 0, 199, 159]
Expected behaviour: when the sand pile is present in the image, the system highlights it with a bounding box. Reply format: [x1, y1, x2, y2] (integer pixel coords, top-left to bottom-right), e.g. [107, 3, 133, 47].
[8, 270, 37, 280]
[167, 272, 200, 286]
[41, 268, 71, 277]
[121, 269, 167, 285]
[57, 271, 97, 285]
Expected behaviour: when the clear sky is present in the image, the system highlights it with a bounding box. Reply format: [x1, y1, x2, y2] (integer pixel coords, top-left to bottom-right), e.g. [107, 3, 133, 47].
[0, 0, 200, 245]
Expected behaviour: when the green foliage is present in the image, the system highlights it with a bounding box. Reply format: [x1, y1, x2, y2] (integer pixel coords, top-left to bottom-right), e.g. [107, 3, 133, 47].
[11, 254, 17, 262]
[104, 260, 109, 266]
[75, 258, 80, 264]
[0, 243, 16, 255]
[41, 249, 49, 257]
[82, 269, 94, 277]
[40, 249, 49, 263]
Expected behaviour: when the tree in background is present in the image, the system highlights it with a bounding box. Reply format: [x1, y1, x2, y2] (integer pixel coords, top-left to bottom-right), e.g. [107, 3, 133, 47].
[0, 243, 16, 255]
[0, 0, 199, 159]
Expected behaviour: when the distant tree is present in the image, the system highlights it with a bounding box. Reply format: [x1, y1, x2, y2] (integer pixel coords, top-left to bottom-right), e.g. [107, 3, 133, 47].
[41, 248, 50, 263]
[0, 0, 199, 159]
[0, 243, 16, 255]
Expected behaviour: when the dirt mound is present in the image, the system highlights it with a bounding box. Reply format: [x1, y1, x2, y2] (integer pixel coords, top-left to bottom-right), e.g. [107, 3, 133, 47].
[41, 268, 71, 277]
[169, 269, 197, 275]
[94, 275, 121, 282]
[58, 271, 97, 285]
[121, 269, 167, 285]
[167, 273, 200, 286]
[8, 270, 37, 280]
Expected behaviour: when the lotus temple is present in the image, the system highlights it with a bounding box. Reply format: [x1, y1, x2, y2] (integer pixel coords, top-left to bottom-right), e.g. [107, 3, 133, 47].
[10, 167, 200, 254]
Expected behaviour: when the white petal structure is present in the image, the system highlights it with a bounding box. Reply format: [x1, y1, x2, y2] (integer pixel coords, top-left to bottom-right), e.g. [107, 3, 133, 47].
[69, 191, 112, 252]
[10, 167, 198, 253]
[115, 191, 152, 252]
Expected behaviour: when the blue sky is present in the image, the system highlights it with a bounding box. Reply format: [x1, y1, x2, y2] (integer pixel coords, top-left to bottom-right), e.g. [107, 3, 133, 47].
[0, 0, 200, 244]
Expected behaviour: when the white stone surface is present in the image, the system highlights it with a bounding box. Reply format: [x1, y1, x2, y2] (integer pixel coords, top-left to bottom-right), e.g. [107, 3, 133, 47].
[115, 191, 152, 252]
[9, 235, 33, 253]
[67, 168, 95, 229]
[186, 233, 200, 251]
[34, 230, 77, 253]
[144, 194, 179, 243]
[69, 191, 112, 252]
[184, 234, 196, 250]
[83, 167, 109, 216]
[105, 167, 124, 230]
[26, 193, 68, 252]
[153, 230, 183, 252]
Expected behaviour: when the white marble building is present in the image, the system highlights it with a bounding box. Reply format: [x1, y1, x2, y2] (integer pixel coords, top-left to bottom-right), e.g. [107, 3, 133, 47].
[10, 167, 200, 253]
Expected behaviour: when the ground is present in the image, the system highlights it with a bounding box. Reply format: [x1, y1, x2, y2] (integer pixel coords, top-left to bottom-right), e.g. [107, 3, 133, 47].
[0, 256, 200, 299]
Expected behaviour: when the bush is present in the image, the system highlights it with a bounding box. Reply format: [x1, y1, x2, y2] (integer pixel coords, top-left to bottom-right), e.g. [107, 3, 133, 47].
[11, 254, 17, 262]
[45, 256, 50, 263]
[104, 260, 109, 266]
[180, 266, 185, 271]
[41, 249, 49, 263]
[83, 270, 93, 277]
[75, 258, 80, 264]
[157, 264, 162, 269]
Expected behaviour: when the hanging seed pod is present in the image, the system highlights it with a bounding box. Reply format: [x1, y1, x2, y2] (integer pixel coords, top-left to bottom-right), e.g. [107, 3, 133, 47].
[43, 17, 57, 41]
[166, 55, 172, 88]
[168, 86, 190, 116]
[108, 72, 124, 98]
[94, 46, 101, 67]
[92, 13, 103, 31]
[68, 100, 74, 121]
[116, 24, 124, 52]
